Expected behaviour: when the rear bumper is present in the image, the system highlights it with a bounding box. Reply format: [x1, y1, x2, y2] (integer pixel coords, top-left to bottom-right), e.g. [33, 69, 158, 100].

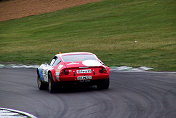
[57, 74, 109, 82]
[55, 78, 109, 86]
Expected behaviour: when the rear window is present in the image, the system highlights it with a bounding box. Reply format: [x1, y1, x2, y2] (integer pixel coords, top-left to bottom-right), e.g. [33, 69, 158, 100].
[62, 54, 97, 62]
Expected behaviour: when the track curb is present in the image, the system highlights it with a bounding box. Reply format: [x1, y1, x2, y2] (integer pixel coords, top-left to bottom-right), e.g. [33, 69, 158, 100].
[0, 64, 175, 74]
[0, 107, 37, 118]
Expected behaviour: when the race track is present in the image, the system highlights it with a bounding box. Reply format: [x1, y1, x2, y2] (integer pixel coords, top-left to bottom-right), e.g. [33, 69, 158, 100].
[0, 68, 176, 118]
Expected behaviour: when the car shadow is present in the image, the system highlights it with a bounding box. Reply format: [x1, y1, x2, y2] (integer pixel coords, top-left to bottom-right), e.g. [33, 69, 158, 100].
[53, 85, 108, 94]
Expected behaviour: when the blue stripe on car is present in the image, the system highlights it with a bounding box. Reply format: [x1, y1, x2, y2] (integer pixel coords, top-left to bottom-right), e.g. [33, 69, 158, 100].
[38, 68, 43, 81]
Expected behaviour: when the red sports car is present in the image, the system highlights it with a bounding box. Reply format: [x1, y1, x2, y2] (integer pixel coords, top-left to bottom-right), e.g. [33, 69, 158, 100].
[37, 52, 109, 93]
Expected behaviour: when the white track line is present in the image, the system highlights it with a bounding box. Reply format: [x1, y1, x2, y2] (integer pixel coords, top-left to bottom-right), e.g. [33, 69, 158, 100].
[110, 70, 176, 74]
[0, 108, 37, 118]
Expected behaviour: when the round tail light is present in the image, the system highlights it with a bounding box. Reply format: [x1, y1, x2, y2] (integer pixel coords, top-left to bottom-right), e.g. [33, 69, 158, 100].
[99, 67, 107, 73]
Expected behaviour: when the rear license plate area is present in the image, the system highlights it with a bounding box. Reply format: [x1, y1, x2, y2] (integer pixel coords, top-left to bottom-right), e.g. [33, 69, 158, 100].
[77, 76, 92, 80]
[77, 69, 91, 74]
[79, 80, 91, 83]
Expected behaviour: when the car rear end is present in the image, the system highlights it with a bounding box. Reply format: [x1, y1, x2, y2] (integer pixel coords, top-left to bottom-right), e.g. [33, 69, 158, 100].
[58, 66, 109, 89]
[59, 66, 109, 81]
[56, 53, 110, 89]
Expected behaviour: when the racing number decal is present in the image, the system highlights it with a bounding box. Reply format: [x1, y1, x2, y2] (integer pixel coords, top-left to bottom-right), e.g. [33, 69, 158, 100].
[44, 70, 48, 82]
[42, 69, 48, 82]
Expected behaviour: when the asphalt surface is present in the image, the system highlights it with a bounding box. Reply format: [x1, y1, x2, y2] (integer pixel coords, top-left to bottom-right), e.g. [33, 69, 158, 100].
[0, 68, 176, 118]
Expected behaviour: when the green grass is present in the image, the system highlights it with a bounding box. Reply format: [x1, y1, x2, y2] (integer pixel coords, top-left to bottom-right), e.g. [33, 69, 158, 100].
[0, 0, 176, 71]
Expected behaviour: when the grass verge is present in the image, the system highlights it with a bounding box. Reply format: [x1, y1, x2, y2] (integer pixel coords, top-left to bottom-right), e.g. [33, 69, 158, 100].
[0, 0, 176, 71]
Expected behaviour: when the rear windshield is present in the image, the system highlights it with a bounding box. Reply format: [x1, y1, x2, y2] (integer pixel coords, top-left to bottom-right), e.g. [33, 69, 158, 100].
[62, 54, 97, 62]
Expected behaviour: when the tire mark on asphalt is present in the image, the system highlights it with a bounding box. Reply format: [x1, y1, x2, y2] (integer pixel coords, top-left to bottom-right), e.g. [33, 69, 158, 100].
[76, 91, 115, 118]
[109, 72, 176, 118]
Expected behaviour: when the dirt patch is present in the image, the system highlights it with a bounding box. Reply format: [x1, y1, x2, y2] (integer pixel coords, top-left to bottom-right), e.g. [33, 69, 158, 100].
[0, 0, 100, 21]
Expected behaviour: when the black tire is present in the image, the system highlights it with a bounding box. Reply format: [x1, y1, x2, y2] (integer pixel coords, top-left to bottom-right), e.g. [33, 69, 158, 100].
[37, 71, 48, 90]
[97, 78, 110, 90]
[48, 72, 57, 93]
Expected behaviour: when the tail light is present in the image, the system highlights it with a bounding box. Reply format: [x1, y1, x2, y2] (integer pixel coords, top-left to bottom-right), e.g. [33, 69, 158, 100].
[99, 67, 107, 73]
[60, 69, 69, 75]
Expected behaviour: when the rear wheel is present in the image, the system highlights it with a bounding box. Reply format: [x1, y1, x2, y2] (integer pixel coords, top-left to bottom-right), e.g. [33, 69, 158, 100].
[37, 72, 47, 90]
[48, 72, 57, 93]
[97, 78, 109, 90]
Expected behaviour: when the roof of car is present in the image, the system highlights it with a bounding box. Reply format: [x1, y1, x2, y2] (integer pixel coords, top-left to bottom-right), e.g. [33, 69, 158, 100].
[55, 52, 94, 57]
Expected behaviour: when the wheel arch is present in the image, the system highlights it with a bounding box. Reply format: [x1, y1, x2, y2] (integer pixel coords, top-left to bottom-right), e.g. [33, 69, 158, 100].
[48, 69, 57, 82]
